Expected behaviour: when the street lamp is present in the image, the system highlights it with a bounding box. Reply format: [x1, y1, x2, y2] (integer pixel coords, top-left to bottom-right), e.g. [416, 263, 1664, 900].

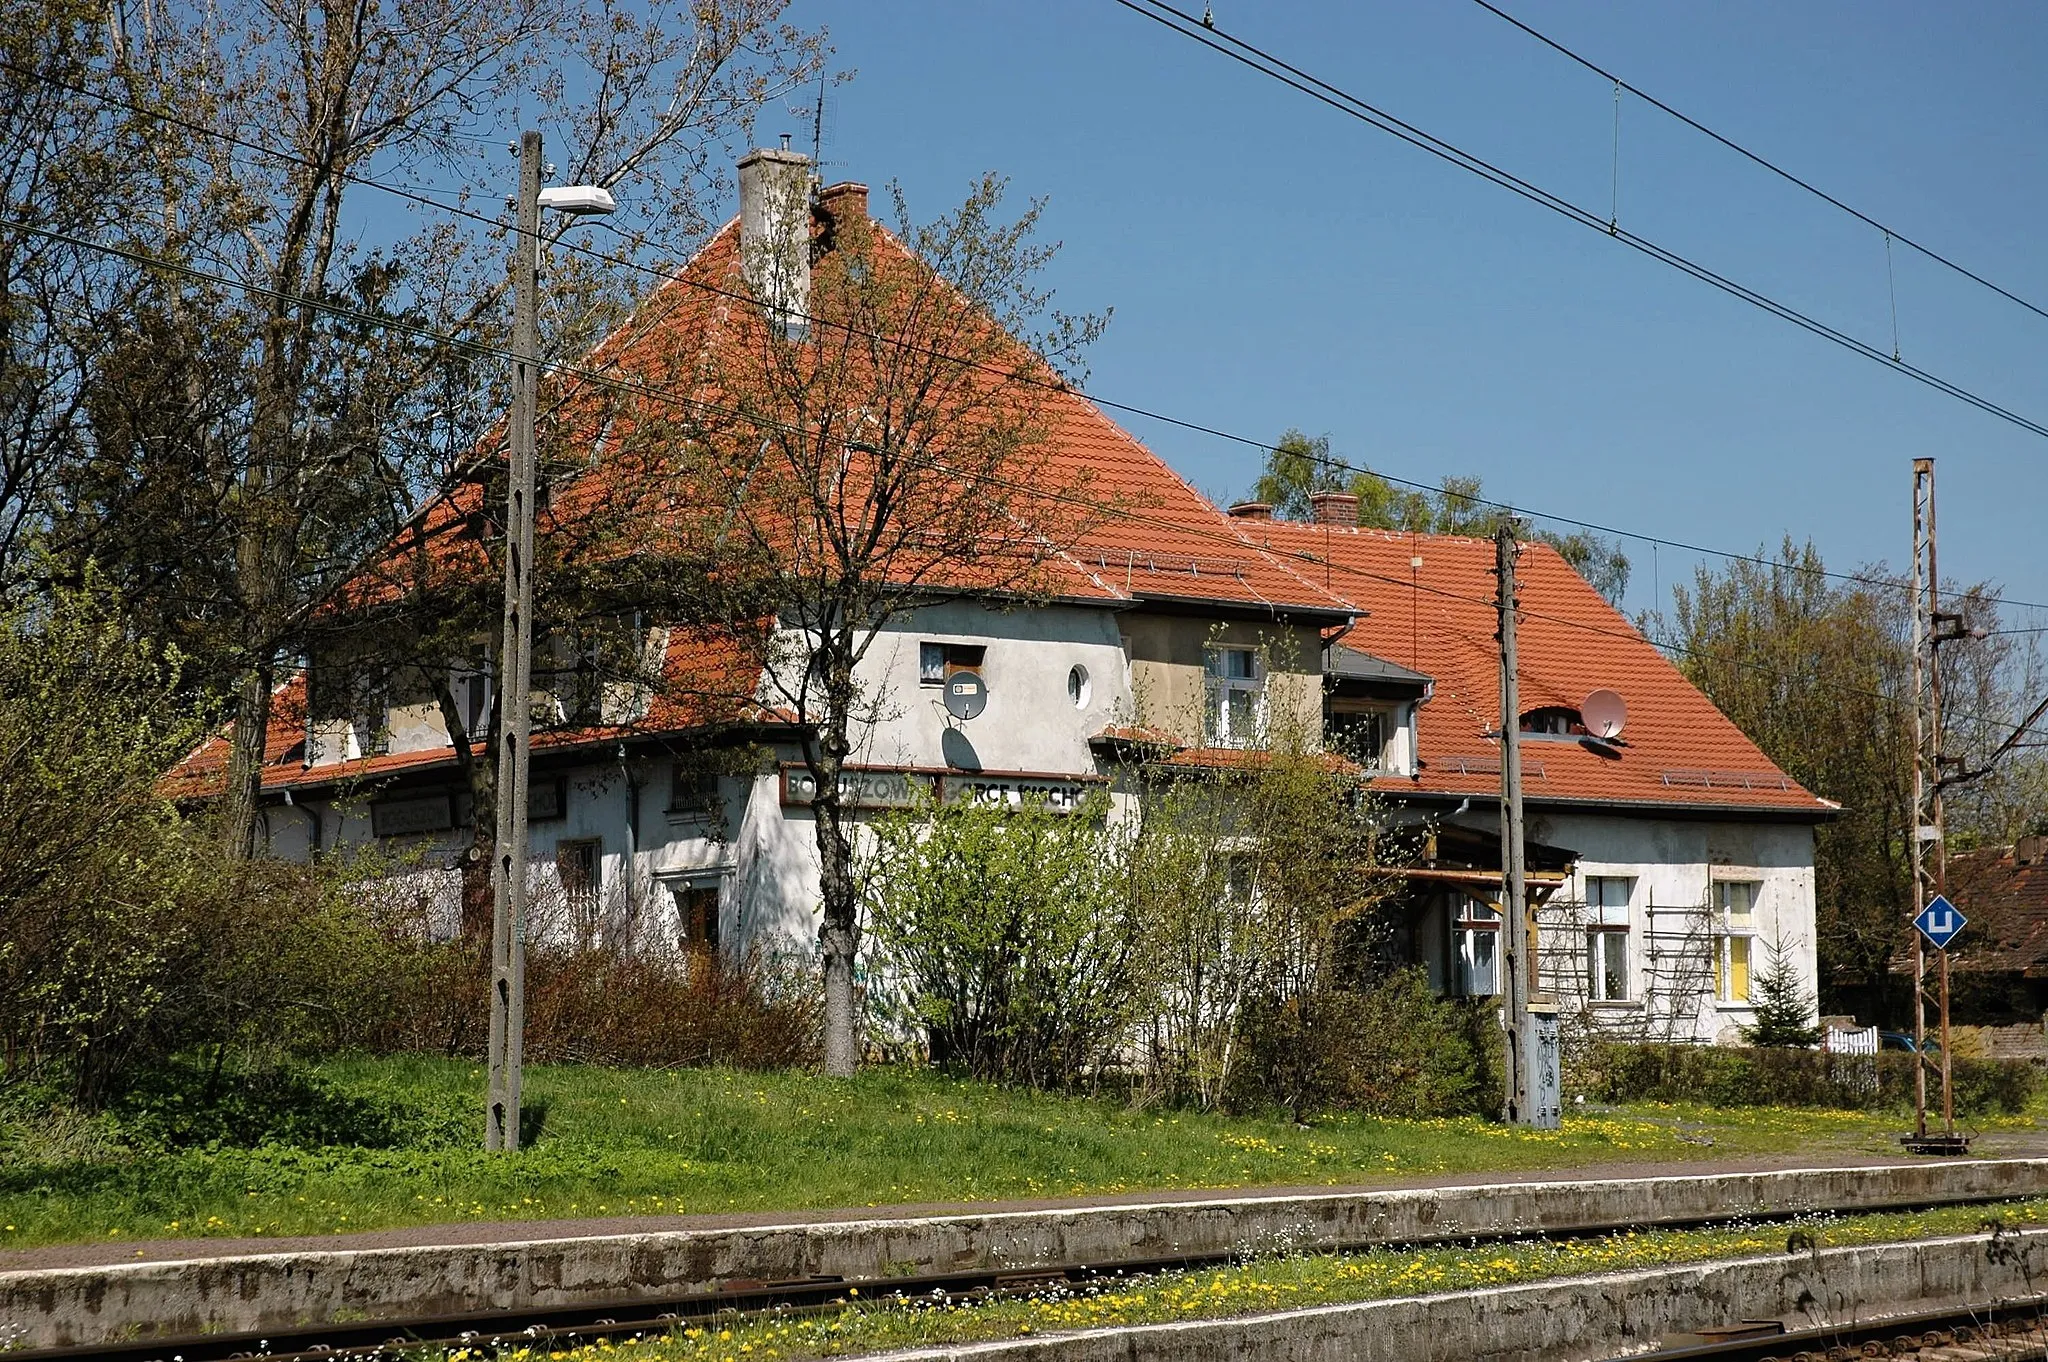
[486, 131, 615, 1154]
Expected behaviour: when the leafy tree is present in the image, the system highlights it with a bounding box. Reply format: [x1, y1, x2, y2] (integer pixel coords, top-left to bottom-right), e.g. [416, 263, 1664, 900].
[1129, 657, 1403, 1112]
[1741, 937, 1824, 1048]
[0, 0, 191, 590]
[1662, 542, 1910, 1015]
[1659, 540, 2047, 1019]
[658, 176, 1107, 1075]
[1249, 431, 1631, 604]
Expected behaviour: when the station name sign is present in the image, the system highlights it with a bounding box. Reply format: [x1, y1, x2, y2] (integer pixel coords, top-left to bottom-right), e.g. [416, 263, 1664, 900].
[778, 764, 1101, 813]
[368, 778, 563, 838]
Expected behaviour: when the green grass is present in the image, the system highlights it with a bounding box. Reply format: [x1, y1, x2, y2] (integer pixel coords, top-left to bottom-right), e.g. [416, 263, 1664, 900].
[506, 1197, 2048, 1362]
[0, 1056, 2007, 1251]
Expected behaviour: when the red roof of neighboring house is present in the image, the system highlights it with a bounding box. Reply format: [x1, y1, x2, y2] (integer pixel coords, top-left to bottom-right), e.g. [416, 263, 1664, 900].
[1927, 844, 2048, 974]
[1252, 522, 1834, 818]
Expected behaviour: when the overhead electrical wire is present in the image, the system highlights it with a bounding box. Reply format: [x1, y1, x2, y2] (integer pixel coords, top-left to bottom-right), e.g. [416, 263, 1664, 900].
[15, 208, 2048, 754]
[1106, 2, 2048, 427]
[1464, 0, 2048, 325]
[12, 55, 2048, 619]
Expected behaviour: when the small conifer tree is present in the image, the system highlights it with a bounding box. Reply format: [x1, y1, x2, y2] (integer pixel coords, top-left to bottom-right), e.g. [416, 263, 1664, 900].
[1741, 937, 1824, 1048]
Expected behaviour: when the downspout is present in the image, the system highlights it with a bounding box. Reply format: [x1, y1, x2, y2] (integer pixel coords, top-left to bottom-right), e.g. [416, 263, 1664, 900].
[618, 743, 639, 941]
[283, 787, 322, 854]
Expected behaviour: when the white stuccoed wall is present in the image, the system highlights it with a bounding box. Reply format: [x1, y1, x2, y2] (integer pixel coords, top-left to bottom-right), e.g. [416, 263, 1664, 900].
[1528, 810, 1819, 1043]
[723, 599, 1138, 953]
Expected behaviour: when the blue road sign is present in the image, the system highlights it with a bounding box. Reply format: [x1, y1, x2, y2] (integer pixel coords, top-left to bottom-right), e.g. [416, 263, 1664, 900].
[1915, 895, 1968, 951]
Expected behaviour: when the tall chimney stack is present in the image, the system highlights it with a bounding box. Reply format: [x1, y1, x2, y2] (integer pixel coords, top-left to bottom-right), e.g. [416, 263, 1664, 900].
[1308, 491, 1358, 526]
[737, 145, 813, 337]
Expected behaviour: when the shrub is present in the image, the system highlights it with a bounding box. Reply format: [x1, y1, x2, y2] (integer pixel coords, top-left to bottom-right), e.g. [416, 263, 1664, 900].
[863, 793, 1143, 1089]
[1229, 970, 1490, 1121]
[354, 901, 821, 1072]
[1585, 1040, 2040, 1117]
[0, 585, 404, 1105]
[522, 945, 820, 1070]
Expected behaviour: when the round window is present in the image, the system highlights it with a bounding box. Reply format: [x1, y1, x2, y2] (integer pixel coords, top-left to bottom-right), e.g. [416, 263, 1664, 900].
[1067, 664, 1090, 708]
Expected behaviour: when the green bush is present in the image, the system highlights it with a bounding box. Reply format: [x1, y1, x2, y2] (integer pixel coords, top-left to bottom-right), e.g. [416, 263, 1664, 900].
[1585, 1041, 2040, 1117]
[0, 585, 402, 1105]
[107, 1058, 474, 1151]
[863, 793, 1142, 1089]
[1230, 970, 1492, 1121]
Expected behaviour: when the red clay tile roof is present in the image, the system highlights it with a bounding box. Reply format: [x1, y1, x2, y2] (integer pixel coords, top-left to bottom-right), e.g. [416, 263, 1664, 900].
[163, 629, 780, 801]
[1931, 845, 2048, 974]
[1252, 522, 1834, 818]
[533, 208, 1353, 620]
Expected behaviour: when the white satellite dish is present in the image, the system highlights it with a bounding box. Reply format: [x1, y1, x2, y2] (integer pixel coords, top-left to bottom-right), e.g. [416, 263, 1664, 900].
[1582, 688, 1627, 741]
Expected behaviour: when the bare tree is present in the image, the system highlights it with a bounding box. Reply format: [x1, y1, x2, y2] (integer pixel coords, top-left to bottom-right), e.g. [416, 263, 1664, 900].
[0, 0, 192, 591]
[647, 173, 1107, 1074]
[42, 0, 826, 855]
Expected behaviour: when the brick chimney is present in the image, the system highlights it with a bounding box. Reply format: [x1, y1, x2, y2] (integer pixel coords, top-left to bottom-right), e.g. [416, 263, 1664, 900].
[1227, 501, 1274, 521]
[737, 144, 812, 335]
[1308, 491, 1358, 526]
[817, 180, 868, 228]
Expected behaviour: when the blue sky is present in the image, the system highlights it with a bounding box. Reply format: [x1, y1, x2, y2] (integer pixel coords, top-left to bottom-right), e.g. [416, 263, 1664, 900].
[763, 0, 2048, 623]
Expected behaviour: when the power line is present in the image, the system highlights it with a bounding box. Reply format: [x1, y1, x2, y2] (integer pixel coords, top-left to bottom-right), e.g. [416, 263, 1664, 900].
[12, 209, 2048, 755]
[14, 55, 2048, 619]
[1465, 0, 2048, 326]
[1108, 3, 2048, 429]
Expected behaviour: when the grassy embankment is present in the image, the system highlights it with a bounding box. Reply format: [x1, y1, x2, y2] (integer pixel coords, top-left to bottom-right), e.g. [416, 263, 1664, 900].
[0, 1055, 2020, 1250]
[484, 1197, 2048, 1362]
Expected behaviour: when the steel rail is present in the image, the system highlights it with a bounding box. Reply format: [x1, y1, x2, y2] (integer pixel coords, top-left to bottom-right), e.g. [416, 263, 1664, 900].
[1645, 1295, 2048, 1360]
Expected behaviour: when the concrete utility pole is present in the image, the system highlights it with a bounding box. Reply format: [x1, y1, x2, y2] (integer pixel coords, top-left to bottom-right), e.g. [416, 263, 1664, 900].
[486, 130, 542, 1152]
[1497, 521, 1532, 1124]
[1495, 519, 1559, 1129]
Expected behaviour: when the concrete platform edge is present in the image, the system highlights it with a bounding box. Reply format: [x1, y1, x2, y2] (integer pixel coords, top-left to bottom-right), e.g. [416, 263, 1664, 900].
[6, 1159, 2048, 1350]
[869, 1227, 2048, 1362]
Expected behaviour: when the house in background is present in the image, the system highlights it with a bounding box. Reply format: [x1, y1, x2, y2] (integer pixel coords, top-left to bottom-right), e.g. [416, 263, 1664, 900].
[1230, 492, 1839, 1043]
[169, 148, 1834, 1043]
[1898, 838, 2048, 1052]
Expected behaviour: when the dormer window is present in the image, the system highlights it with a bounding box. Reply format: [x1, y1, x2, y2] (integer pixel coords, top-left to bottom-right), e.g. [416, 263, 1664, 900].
[920, 642, 985, 686]
[1520, 706, 1583, 738]
[1328, 703, 1390, 768]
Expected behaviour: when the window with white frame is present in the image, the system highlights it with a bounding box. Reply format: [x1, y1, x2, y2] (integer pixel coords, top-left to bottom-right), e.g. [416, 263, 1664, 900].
[1327, 704, 1390, 768]
[1204, 646, 1265, 747]
[452, 661, 493, 743]
[1584, 875, 1632, 1002]
[1714, 880, 1760, 1003]
[1453, 895, 1500, 997]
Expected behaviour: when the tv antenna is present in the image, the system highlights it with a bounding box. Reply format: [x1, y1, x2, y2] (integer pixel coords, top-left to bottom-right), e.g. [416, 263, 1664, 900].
[811, 76, 826, 168]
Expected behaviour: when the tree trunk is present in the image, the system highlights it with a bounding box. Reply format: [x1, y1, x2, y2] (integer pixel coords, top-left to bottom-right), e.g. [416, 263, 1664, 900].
[814, 793, 860, 1076]
[219, 656, 274, 859]
[809, 646, 861, 1077]
[432, 679, 496, 939]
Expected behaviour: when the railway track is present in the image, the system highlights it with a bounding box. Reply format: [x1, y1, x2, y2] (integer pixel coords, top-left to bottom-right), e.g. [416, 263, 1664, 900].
[1649, 1298, 2048, 1360]
[19, 1208, 2048, 1362]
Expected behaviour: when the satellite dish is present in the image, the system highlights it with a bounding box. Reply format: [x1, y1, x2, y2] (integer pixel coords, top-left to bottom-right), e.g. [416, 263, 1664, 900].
[944, 670, 988, 721]
[1582, 688, 1627, 741]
